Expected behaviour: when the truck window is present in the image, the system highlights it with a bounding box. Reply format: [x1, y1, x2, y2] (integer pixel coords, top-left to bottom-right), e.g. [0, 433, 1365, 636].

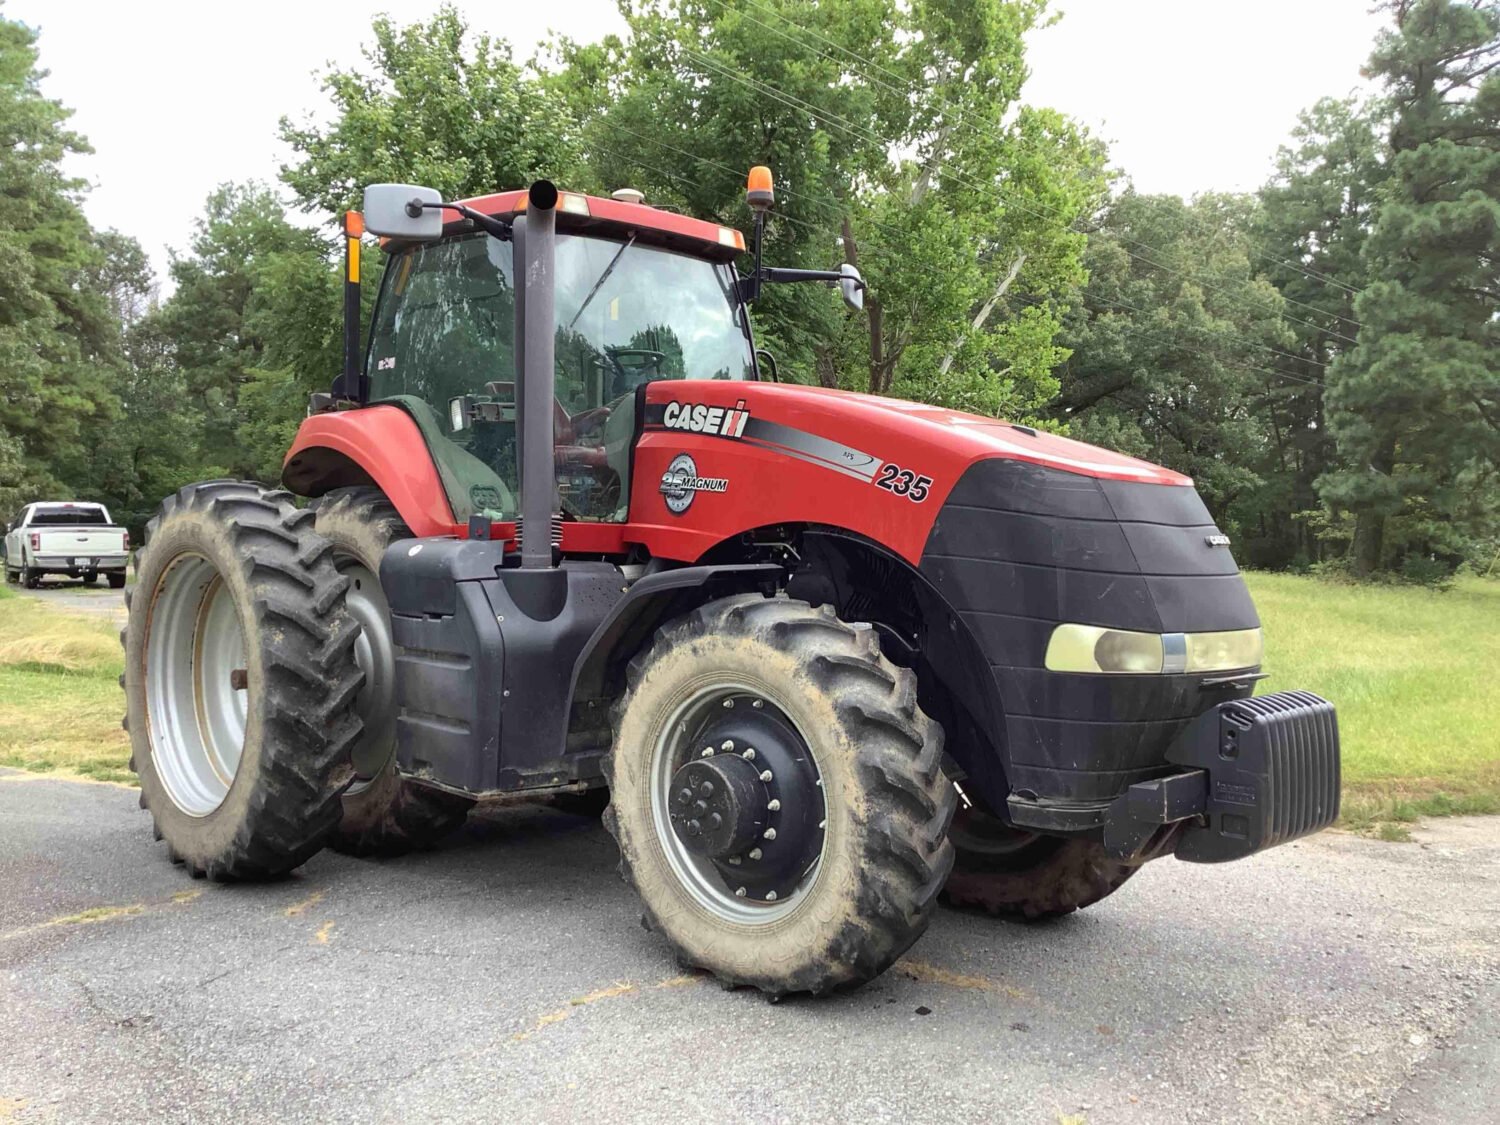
[30, 507, 109, 526]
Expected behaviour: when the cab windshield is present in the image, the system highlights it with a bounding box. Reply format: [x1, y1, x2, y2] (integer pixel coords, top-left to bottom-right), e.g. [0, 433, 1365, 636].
[367, 231, 752, 523]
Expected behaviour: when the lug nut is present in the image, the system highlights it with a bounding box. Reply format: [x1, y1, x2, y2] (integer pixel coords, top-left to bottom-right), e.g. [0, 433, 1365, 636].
[721, 739, 735, 751]
[686, 820, 701, 836]
[766, 891, 778, 902]
[735, 886, 747, 897]
[708, 812, 722, 829]
[741, 748, 756, 760]
[763, 828, 777, 841]
[751, 699, 764, 709]
[229, 668, 248, 691]
[767, 799, 781, 812]
[723, 699, 735, 709]
[677, 788, 692, 805]
[748, 848, 762, 860]
[699, 781, 715, 797]
[759, 770, 773, 782]
[727, 856, 741, 865]
[700, 748, 714, 758]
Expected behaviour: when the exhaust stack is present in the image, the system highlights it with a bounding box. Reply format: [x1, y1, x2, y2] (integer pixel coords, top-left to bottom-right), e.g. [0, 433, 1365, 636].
[518, 180, 559, 570]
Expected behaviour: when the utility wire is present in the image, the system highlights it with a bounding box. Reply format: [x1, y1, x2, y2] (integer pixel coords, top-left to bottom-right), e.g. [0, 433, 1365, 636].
[676, 39, 1364, 348]
[720, 0, 1368, 318]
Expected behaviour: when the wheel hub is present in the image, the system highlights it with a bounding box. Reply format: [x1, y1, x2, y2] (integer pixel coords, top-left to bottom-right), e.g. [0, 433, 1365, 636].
[651, 687, 828, 924]
[668, 753, 764, 859]
[685, 708, 824, 904]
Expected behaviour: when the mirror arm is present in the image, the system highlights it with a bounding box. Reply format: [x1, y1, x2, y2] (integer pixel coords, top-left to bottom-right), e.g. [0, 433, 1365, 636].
[759, 266, 865, 288]
[412, 200, 513, 242]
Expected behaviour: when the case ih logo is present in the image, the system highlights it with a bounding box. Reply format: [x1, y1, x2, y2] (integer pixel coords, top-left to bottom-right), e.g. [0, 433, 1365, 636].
[662, 399, 750, 438]
[660, 453, 728, 515]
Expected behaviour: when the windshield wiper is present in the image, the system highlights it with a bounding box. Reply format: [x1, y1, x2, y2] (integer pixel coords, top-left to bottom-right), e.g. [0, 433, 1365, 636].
[567, 233, 637, 331]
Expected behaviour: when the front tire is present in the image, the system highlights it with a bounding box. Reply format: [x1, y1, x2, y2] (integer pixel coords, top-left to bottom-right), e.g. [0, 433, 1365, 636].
[942, 800, 1138, 919]
[310, 487, 473, 857]
[605, 594, 955, 996]
[123, 481, 365, 880]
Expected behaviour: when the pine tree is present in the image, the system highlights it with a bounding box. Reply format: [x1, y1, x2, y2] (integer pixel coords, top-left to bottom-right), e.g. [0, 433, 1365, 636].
[1320, 0, 1500, 575]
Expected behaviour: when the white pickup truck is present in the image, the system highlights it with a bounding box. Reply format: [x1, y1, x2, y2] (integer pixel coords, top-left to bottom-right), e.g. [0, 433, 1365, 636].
[3, 502, 130, 589]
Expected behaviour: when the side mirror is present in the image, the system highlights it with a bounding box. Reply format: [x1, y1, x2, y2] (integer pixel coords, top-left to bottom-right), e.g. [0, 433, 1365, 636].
[363, 183, 444, 240]
[840, 263, 865, 312]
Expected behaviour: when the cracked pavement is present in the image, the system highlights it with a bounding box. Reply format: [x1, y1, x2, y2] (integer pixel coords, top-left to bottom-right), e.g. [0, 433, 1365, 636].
[1, 768, 1497, 1123]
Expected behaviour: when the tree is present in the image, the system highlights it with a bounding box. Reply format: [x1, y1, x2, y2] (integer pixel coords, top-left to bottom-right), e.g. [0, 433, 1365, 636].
[1053, 191, 1292, 531]
[151, 183, 338, 482]
[0, 12, 118, 512]
[1319, 0, 1500, 575]
[553, 0, 1103, 421]
[279, 5, 583, 216]
[1247, 98, 1385, 566]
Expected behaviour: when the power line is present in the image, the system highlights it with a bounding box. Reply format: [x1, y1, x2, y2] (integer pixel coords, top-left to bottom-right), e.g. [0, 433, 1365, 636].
[676, 38, 1364, 348]
[715, 0, 1365, 337]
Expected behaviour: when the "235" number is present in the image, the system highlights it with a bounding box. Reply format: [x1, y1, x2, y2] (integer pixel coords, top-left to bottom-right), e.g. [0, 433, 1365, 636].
[875, 463, 933, 503]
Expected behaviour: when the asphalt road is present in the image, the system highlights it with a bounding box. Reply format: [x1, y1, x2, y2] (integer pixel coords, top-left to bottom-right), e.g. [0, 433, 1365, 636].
[1, 770, 1497, 1125]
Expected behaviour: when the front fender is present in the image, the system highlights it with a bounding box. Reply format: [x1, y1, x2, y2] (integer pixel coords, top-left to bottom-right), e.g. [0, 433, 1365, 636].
[282, 407, 456, 537]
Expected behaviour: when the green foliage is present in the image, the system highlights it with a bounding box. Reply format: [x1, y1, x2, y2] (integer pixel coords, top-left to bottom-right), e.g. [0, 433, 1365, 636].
[3, 0, 1492, 587]
[1318, 0, 1500, 576]
[1054, 191, 1292, 522]
[556, 0, 1102, 420]
[0, 13, 118, 514]
[279, 5, 583, 215]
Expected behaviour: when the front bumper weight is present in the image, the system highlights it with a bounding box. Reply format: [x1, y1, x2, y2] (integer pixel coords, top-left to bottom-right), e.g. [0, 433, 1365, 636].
[1103, 690, 1340, 863]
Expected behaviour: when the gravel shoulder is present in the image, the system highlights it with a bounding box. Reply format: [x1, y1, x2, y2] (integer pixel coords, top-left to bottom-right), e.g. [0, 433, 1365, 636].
[1, 769, 1496, 1124]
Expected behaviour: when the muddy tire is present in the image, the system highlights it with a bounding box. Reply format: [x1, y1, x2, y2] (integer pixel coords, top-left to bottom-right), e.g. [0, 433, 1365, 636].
[310, 487, 473, 857]
[123, 481, 364, 881]
[22, 561, 39, 588]
[942, 801, 1137, 919]
[605, 594, 955, 997]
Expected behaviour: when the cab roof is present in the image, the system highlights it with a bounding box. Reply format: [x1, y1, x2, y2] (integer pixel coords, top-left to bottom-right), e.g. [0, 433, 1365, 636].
[435, 189, 747, 263]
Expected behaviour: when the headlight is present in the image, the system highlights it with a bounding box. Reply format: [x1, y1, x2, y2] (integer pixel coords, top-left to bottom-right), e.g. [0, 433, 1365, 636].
[1045, 624, 1262, 674]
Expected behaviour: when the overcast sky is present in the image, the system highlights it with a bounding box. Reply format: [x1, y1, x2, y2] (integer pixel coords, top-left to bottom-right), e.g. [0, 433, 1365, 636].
[14, 0, 1386, 284]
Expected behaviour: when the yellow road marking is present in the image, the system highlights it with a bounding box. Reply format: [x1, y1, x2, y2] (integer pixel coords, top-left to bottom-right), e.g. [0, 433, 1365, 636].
[512, 974, 703, 1043]
[0, 887, 204, 942]
[314, 920, 335, 945]
[896, 958, 1027, 998]
[284, 890, 325, 917]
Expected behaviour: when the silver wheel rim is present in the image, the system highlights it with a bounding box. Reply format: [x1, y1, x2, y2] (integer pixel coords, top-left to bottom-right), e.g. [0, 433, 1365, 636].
[145, 554, 247, 816]
[338, 555, 396, 785]
[649, 683, 826, 926]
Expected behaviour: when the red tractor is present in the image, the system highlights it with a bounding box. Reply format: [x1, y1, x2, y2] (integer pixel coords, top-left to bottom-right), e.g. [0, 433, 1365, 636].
[122, 173, 1339, 996]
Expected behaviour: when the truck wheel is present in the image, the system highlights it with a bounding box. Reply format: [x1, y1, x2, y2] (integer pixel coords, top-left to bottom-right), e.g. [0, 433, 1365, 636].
[310, 487, 474, 857]
[108, 572, 126, 589]
[942, 801, 1137, 919]
[84, 571, 98, 586]
[605, 594, 955, 997]
[22, 562, 39, 589]
[123, 481, 365, 880]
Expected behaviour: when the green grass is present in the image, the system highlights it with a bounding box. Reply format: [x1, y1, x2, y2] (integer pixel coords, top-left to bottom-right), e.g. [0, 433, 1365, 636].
[0, 584, 132, 783]
[1249, 572, 1500, 832]
[1, 573, 1496, 833]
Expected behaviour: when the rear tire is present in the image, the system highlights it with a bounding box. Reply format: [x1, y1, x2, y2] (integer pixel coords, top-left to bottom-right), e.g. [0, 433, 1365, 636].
[605, 594, 955, 996]
[123, 481, 365, 880]
[108, 572, 126, 589]
[310, 487, 473, 857]
[942, 800, 1138, 919]
[22, 561, 39, 588]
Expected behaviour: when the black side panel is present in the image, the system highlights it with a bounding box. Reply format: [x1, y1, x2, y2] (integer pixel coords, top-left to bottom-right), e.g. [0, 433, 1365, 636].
[385, 542, 510, 793]
[920, 458, 1259, 810]
[382, 540, 623, 794]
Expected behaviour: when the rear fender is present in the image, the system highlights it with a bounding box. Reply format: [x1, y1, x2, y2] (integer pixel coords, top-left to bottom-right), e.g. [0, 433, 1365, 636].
[282, 407, 456, 537]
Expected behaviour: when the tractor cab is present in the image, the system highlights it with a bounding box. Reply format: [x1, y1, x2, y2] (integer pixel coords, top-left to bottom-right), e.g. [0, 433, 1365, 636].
[360, 188, 757, 527]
